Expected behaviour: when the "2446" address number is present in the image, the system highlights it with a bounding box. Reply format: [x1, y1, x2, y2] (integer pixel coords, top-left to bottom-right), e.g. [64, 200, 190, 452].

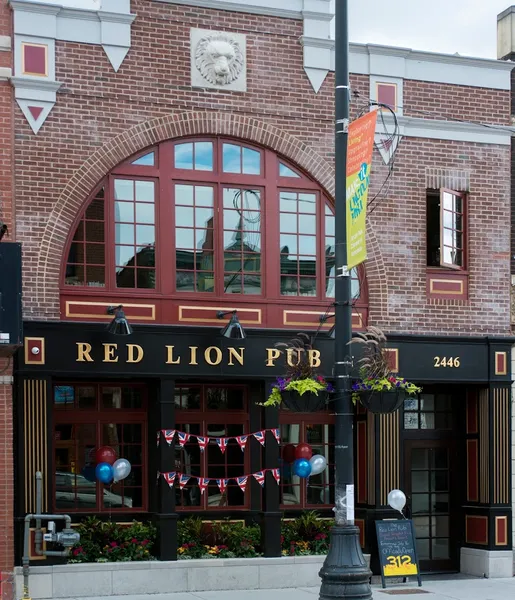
[433, 356, 460, 368]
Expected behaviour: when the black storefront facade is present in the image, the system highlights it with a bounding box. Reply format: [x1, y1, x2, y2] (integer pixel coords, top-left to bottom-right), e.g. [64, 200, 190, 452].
[14, 320, 513, 575]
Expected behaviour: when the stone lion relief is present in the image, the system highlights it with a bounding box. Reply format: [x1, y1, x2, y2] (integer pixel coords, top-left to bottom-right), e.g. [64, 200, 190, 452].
[191, 29, 247, 92]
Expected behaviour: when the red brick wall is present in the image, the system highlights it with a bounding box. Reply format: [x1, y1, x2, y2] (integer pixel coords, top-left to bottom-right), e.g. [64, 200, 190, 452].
[13, 0, 512, 336]
[0, 0, 14, 593]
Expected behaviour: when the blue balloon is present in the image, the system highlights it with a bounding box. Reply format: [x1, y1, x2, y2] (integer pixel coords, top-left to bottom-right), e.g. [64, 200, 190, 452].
[95, 462, 114, 484]
[293, 458, 312, 478]
[81, 465, 96, 483]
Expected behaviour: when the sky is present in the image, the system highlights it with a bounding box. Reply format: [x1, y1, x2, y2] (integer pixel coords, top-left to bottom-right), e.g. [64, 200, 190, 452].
[346, 0, 514, 60]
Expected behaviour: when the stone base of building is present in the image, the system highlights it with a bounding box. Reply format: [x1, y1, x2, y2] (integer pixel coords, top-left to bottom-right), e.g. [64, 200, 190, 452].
[460, 548, 513, 578]
[14, 555, 372, 599]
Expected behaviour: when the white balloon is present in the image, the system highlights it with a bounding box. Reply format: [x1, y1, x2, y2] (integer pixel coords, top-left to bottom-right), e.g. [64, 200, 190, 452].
[112, 458, 131, 483]
[309, 454, 327, 476]
[387, 489, 406, 513]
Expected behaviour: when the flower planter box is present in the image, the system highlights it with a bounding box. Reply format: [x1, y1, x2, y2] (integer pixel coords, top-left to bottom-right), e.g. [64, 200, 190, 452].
[358, 389, 406, 414]
[281, 390, 328, 412]
[15, 554, 371, 599]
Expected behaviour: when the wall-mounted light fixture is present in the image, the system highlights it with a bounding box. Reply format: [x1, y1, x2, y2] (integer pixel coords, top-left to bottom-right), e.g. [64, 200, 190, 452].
[320, 313, 335, 339]
[216, 310, 246, 339]
[106, 305, 132, 336]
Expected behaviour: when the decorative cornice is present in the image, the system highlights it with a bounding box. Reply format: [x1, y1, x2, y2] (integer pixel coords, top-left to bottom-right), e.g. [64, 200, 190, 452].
[10, 77, 62, 93]
[386, 114, 512, 146]
[0, 67, 12, 81]
[0, 35, 11, 52]
[300, 36, 334, 49]
[153, 0, 304, 19]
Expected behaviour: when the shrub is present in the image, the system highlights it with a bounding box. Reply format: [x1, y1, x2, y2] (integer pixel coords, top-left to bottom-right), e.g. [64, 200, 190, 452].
[68, 517, 156, 563]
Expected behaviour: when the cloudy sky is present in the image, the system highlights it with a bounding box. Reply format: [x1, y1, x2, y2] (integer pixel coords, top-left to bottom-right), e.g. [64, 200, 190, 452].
[347, 0, 513, 59]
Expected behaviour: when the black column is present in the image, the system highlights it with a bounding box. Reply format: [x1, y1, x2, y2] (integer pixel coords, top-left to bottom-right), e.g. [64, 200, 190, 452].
[261, 394, 281, 557]
[152, 378, 178, 561]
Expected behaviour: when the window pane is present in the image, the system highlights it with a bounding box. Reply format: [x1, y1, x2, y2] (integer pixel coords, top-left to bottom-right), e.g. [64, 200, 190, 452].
[175, 143, 193, 169]
[280, 234, 297, 254]
[196, 207, 214, 228]
[432, 538, 449, 559]
[196, 186, 214, 207]
[298, 236, 316, 255]
[115, 201, 134, 223]
[176, 184, 194, 205]
[195, 142, 213, 171]
[136, 225, 154, 245]
[176, 228, 195, 249]
[412, 494, 429, 514]
[223, 143, 241, 173]
[279, 162, 300, 178]
[420, 413, 435, 429]
[131, 151, 154, 166]
[114, 179, 134, 201]
[116, 245, 135, 266]
[137, 269, 156, 289]
[299, 214, 316, 234]
[86, 243, 105, 265]
[420, 395, 434, 411]
[135, 203, 154, 224]
[412, 470, 429, 493]
[280, 192, 298, 212]
[117, 268, 135, 288]
[135, 181, 154, 202]
[404, 412, 419, 429]
[280, 214, 297, 234]
[115, 223, 134, 245]
[242, 147, 260, 174]
[416, 539, 430, 560]
[299, 193, 316, 214]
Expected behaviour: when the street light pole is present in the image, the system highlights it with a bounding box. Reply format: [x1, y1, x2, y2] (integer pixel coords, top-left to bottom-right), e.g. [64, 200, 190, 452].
[318, 1, 372, 599]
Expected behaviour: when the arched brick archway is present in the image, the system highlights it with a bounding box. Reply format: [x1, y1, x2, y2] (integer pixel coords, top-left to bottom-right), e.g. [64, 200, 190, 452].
[35, 111, 387, 319]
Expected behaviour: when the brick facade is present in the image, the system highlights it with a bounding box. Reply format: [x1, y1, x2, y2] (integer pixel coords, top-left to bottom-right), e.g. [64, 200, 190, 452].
[12, 0, 512, 337]
[0, 0, 14, 593]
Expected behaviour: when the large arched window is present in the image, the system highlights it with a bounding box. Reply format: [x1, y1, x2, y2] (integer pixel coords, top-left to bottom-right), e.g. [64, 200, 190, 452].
[63, 138, 366, 325]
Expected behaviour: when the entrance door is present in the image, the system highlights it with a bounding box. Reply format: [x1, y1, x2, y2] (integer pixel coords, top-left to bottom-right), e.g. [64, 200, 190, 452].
[405, 440, 458, 572]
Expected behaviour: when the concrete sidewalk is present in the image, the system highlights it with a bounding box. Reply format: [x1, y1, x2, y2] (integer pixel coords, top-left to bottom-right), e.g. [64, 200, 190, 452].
[56, 574, 515, 600]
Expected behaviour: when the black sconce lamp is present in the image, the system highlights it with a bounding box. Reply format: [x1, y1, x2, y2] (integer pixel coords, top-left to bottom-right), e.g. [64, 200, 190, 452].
[320, 313, 335, 339]
[216, 310, 246, 339]
[106, 305, 133, 336]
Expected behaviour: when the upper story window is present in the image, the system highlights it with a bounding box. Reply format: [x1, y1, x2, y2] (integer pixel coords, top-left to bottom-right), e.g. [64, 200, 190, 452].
[63, 138, 363, 303]
[427, 189, 466, 270]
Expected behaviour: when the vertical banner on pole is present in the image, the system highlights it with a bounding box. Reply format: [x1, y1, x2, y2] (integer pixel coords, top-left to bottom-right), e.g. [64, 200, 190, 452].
[346, 111, 377, 270]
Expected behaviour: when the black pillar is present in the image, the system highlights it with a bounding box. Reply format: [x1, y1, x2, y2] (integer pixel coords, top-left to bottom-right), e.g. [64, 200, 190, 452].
[261, 395, 281, 557]
[152, 378, 178, 561]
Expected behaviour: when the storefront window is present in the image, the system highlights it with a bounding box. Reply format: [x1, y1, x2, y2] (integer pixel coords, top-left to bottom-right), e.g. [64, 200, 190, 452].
[175, 385, 249, 510]
[279, 419, 335, 508]
[404, 394, 452, 430]
[53, 384, 147, 512]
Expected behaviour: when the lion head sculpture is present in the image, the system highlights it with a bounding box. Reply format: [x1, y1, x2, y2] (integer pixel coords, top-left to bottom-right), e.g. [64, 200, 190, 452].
[195, 32, 244, 86]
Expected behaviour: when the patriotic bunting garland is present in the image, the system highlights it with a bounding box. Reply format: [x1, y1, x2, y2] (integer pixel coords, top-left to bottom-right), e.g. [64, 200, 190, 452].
[156, 428, 280, 449]
[158, 469, 280, 490]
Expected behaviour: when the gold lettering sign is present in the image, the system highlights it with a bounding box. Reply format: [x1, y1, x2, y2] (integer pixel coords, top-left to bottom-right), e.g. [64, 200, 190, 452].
[76, 342, 93, 362]
[205, 346, 222, 366]
[189, 346, 199, 366]
[127, 344, 144, 363]
[165, 346, 181, 365]
[228, 347, 244, 366]
[433, 356, 460, 368]
[308, 349, 321, 368]
[103, 343, 118, 363]
[72, 341, 327, 370]
[266, 348, 280, 367]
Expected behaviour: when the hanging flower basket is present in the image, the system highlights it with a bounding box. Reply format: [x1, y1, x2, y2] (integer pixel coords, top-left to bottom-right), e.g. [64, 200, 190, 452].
[352, 376, 420, 415]
[281, 389, 328, 413]
[358, 388, 406, 414]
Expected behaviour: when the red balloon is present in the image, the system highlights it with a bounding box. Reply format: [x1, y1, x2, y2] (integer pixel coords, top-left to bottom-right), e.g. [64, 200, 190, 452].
[295, 443, 313, 461]
[282, 444, 297, 464]
[95, 446, 116, 465]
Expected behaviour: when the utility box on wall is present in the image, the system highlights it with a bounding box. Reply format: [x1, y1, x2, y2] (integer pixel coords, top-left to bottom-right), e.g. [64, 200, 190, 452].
[0, 242, 22, 355]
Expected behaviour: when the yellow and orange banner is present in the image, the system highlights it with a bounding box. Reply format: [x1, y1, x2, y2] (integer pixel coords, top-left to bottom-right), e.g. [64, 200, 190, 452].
[346, 110, 377, 269]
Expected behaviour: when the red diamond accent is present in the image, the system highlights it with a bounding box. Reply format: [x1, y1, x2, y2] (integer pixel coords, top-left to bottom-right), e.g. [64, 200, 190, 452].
[28, 106, 43, 121]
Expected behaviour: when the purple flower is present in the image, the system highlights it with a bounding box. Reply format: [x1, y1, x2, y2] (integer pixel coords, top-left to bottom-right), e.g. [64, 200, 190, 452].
[326, 383, 334, 392]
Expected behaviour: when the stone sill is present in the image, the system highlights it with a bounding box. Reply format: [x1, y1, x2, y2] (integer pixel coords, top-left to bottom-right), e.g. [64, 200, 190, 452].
[15, 555, 371, 598]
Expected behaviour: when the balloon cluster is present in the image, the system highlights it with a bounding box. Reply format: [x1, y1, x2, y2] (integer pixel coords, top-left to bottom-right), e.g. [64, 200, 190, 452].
[81, 446, 132, 485]
[282, 443, 328, 479]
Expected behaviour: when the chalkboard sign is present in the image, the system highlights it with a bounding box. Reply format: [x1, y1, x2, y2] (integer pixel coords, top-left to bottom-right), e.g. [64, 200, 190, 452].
[375, 520, 422, 589]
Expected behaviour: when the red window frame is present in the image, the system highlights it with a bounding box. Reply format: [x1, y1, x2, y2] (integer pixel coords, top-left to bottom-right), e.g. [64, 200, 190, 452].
[174, 384, 250, 511]
[52, 382, 148, 513]
[61, 137, 365, 306]
[279, 411, 335, 510]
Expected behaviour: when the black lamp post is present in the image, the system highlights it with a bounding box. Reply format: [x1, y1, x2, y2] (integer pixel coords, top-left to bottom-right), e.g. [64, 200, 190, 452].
[318, 2, 372, 599]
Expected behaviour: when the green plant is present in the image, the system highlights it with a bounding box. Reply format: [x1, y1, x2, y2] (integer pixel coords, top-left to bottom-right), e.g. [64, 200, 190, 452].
[349, 327, 421, 404]
[281, 513, 333, 556]
[69, 518, 156, 563]
[261, 333, 334, 407]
